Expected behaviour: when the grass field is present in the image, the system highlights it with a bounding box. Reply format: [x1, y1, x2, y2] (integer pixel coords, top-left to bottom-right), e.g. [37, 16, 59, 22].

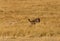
[0, 0, 60, 41]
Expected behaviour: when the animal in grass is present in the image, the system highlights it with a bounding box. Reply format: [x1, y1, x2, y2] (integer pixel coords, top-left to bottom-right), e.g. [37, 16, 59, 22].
[28, 18, 40, 24]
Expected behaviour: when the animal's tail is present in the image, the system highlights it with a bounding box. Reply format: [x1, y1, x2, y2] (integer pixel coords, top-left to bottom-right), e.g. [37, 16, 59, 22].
[28, 19, 36, 24]
[28, 19, 31, 22]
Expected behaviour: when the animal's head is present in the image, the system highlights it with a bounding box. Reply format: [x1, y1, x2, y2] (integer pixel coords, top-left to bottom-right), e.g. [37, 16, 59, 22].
[36, 18, 40, 22]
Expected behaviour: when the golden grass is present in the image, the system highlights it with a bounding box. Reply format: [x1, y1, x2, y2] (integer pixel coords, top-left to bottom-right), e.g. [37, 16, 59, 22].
[0, 0, 60, 40]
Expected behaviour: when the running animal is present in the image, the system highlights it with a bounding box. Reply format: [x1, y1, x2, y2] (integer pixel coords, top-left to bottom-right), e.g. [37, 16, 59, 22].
[28, 18, 40, 24]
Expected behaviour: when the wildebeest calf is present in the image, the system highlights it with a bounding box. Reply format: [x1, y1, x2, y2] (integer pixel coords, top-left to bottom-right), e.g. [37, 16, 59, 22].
[28, 18, 40, 24]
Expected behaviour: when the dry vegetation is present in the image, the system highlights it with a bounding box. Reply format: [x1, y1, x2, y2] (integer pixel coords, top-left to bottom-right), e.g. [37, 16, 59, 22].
[0, 0, 60, 41]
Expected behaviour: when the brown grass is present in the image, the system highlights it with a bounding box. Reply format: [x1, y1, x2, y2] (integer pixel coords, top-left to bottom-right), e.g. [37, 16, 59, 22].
[0, 0, 60, 41]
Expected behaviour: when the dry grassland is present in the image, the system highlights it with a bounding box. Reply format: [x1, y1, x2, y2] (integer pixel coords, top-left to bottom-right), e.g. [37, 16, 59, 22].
[0, 0, 60, 41]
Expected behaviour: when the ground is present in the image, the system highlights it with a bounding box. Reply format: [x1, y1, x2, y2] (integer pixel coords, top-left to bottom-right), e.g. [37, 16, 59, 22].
[0, 0, 60, 41]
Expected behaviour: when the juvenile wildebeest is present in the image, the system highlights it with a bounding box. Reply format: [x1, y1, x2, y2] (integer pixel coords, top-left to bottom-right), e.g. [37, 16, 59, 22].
[28, 18, 40, 24]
